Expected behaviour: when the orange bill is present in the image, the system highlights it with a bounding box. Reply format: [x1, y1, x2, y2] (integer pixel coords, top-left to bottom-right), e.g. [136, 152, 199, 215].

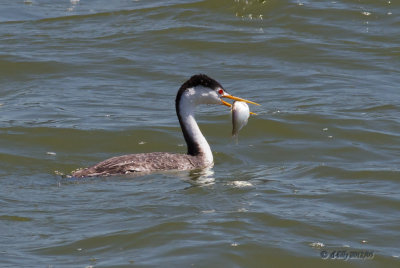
[220, 98, 258, 116]
[222, 94, 260, 106]
[221, 99, 232, 108]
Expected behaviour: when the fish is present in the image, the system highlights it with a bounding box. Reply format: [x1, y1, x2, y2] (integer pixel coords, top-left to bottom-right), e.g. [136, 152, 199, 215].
[231, 101, 250, 138]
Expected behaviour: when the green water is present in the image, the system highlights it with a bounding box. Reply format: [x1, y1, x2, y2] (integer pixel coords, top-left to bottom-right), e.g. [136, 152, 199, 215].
[1, 0, 399, 267]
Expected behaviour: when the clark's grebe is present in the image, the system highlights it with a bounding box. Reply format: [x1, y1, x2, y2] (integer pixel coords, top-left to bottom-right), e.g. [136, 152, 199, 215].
[72, 74, 259, 177]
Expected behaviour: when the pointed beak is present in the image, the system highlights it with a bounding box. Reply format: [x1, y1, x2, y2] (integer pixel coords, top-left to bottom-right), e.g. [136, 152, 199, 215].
[221, 93, 260, 106]
[221, 99, 232, 108]
[220, 93, 259, 115]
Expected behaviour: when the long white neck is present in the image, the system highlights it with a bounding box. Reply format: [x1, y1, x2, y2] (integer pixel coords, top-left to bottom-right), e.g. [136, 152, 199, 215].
[176, 88, 214, 166]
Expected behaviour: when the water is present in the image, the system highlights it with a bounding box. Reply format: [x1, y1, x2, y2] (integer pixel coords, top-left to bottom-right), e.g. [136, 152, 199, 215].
[1, 0, 399, 266]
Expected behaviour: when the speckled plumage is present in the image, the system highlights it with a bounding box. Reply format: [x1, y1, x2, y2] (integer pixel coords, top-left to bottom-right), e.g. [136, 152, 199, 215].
[72, 152, 207, 177]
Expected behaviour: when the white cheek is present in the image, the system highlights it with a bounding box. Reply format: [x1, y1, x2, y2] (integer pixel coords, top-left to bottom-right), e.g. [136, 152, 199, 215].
[186, 87, 196, 97]
[196, 90, 220, 105]
[183, 88, 197, 105]
[208, 91, 221, 104]
[183, 86, 222, 105]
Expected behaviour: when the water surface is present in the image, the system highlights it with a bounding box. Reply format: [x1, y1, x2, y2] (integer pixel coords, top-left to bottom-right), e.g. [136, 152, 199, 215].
[1, 0, 399, 267]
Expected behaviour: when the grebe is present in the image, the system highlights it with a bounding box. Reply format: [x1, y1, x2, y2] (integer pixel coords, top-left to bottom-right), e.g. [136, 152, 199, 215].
[72, 74, 259, 177]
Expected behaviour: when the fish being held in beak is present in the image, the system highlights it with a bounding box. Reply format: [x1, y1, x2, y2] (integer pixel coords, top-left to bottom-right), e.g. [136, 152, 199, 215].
[231, 101, 250, 138]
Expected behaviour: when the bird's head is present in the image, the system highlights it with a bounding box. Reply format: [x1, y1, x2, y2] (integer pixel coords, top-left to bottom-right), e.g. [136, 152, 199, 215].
[177, 74, 259, 111]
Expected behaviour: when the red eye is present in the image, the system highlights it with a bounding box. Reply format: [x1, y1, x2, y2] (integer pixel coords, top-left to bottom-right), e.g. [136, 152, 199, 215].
[218, 89, 224, 95]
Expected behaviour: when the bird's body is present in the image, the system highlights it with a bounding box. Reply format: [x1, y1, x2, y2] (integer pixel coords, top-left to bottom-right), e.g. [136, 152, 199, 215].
[72, 74, 258, 178]
[71, 152, 205, 177]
